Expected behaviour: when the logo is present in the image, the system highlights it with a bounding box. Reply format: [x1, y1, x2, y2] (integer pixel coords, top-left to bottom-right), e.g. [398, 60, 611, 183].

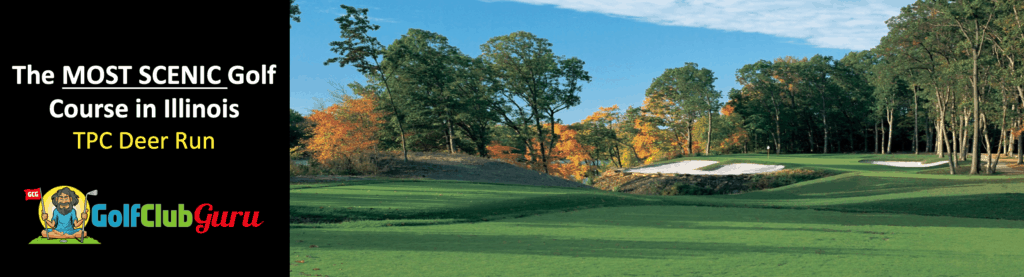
[30, 186, 98, 244]
[26, 186, 263, 245]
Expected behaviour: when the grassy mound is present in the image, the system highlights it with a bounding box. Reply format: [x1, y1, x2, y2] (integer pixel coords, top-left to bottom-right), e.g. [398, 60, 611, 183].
[592, 168, 838, 196]
[290, 180, 659, 226]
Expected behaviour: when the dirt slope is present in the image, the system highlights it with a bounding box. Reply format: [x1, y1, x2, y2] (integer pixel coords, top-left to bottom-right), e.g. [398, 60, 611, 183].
[292, 152, 594, 189]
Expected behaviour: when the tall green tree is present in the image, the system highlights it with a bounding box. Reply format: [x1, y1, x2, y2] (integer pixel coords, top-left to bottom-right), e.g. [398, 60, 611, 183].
[384, 29, 463, 154]
[384, 29, 501, 157]
[289, 108, 309, 148]
[988, 0, 1024, 164]
[933, 0, 998, 174]
[449, 55, 502, 157]
[736, 60, 786, 154]
[480, 31, 591, 174]
[290, 0, 300, 28]
[324, 5, 410, 162]
[646, 63, 722, 155]
[834, 52, 876, 153]
[870, 53, 911, 155]
[800, 55, 844, 153]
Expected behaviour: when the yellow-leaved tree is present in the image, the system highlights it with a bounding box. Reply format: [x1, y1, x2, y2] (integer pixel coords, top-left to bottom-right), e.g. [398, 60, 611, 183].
[550, 123, 596, 181]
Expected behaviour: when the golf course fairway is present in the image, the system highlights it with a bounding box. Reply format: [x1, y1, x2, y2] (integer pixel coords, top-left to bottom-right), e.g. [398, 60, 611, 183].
[290, 154, 1023, 276]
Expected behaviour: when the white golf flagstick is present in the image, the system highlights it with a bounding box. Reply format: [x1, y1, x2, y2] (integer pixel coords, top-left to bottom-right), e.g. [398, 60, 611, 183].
[80, 190, 97, 243]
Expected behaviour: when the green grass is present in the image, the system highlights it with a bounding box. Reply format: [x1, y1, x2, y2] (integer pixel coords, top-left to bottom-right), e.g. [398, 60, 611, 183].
[290, 154, 1024, 276]
[291, 206, 1023, 276]
[28, 237, 100, 244]
[290, 179, 662, 225]
[917, 165, 1010, 175]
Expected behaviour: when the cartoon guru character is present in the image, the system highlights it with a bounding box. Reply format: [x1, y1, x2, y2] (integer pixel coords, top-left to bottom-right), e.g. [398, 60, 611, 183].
[40, 187, 88, 240]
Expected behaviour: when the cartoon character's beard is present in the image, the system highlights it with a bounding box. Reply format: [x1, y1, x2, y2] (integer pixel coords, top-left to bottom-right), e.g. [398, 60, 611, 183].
[56, 204, 73, 215]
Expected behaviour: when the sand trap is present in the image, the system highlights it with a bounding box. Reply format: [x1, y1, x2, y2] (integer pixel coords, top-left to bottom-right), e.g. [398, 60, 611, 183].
[625, 160, 784, 175]
[863, 160, 949, 167]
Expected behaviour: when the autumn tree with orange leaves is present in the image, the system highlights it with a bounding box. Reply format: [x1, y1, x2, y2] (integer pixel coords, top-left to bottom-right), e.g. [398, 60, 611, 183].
[486, 123, 596, 182]
[576, 105, 629, 168]
[716, 97, 750, 153]
[303, 87, 387, 168]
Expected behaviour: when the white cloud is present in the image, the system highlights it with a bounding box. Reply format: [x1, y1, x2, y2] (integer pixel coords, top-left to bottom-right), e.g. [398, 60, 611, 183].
[485, 0, 910, 50]
[368, 16, 398, 23]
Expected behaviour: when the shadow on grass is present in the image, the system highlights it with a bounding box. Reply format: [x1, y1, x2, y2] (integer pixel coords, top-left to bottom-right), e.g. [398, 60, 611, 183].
[518, 221, 901, 236]
[731, 176, 1019, 200]
[290, 194, 664, 225]
[552, 204, 1024, 229]
[297, 231, 970, 260]
[806, 164, 930, 173]
[824, 193, 1024, 221]
[290, 179, 428, 190]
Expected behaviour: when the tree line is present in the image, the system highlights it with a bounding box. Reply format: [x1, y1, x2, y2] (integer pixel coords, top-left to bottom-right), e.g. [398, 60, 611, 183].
[292, 5, 604, 180]
[728, 0, 1023, 174]
[291, 1, 1022, 182]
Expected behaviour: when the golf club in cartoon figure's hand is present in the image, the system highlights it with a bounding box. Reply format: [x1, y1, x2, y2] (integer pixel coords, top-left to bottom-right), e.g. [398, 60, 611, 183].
[40, 187, 88, 241]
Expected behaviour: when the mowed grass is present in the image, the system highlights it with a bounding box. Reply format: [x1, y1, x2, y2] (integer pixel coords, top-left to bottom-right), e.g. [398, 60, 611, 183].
[290, 179, 664, 226]
[290, 154, 1024, 276]
[292, 206, 1023, 276]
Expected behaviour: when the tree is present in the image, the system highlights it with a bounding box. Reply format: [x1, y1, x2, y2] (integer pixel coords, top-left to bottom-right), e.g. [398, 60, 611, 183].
[732, 53, 878, 155]
[800, 55, 844, 153]
[579, 105, 629, 168]
[480, 31, 591, 174]
[449, 56, 502, 157]
[988, 0, 1024, 165]
[384, 29, 464, 154]
[645, 63, 722, 156]
[289, 108, 309, 148]
[870, 54, 912, 155]
[324, 5, 410, 162]
[629, 107, 669, 164]
[609, 105, 650, 167]
[303, 89, 386, 166]
[736, 60, 780, 154]
[933, 0, 998, 174]
[383, 29, 501, 157]
[290, 0, 300, 29]
[834, 52, 876, 154]
[549, 123, 596, 182]
[717, 97, 751, 153]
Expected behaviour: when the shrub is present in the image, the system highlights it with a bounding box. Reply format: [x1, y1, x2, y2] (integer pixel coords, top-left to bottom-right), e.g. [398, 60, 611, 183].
[673, 183, 715, 195]
[290, 150, 396, 176]
[289, 159, 315, 176]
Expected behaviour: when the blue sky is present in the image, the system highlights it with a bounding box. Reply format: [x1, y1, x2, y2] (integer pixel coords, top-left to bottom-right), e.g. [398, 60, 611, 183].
[290, 0, 912, 124]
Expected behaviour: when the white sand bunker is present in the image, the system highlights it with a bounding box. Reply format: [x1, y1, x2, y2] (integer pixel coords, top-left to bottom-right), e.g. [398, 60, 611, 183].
[863, 160, 949, 167]
[625, 160, 784, 175]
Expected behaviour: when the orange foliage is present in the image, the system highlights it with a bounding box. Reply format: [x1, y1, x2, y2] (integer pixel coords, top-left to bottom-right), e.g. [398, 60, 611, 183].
[720, 104, 735, 117]
[719, 127, 749, 152]
[487, 123, 599, 182]
[631, 118, 663, 165]
[550, 124, 596, 181]
[303, 93, 386, 164]
[583, 105, 618, 123]
[486, 141, 526, 168]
